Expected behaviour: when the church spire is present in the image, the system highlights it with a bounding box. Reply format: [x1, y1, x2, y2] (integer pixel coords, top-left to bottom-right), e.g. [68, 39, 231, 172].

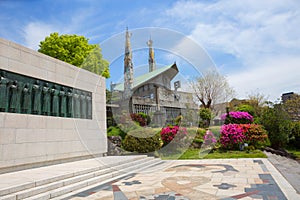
[147, 38, 156, 72]
[123, 27, 134, 99]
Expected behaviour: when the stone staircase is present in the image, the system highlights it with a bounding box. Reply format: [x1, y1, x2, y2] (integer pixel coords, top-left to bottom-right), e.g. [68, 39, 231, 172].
[0, 156, 164, 200]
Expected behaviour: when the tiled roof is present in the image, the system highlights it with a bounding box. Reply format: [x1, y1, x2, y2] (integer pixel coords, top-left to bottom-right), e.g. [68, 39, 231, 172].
[114, 63, 178, 91]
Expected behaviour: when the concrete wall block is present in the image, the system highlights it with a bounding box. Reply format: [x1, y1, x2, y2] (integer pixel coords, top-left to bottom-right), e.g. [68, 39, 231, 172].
[40, 58, 56, 73]
[61, 119, 75, 129]
[74, 119, 88, 130]
[16, 128, 47, 143]
[27, 115, 47, 129]
[0, 55, 9, 69]
[0, 128, 16, 144]
[46, 117, 62, 129]
[0, 38, 107, 169]
[45, 129, 63, 142]
[3, 45, 21, 61]
[4, 113, 27, 128]
[0, 113, 4, 127]
[86, 120, 100, 130]
[61, 129, 77, 141]
[2, 144, 17, 160]
[8, 59, 48, 80]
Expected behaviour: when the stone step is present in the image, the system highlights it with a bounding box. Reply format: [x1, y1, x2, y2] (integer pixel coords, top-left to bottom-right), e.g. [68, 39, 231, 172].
[51, 158, 164, 200]
[23, 158, 163, 200]
[0, 156, 155, 200]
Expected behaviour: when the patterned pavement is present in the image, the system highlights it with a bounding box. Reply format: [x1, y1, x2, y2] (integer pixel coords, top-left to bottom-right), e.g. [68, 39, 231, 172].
[67, 158, 299, 200]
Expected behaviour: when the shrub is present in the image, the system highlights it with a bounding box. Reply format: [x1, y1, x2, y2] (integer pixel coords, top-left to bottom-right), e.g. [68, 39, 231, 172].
[222, 111, 253, 124]
[220, 123, 269, 150]
[259, 104, 290, 148]
[122, 132, 161, 153]
[107, 126, 126, 139]
[220, 124, 246, 150]
[160, 125, 188, 146]
[130, 112, 150, 126]
[236, 104, 255, 117]
[199, 108, 212, 128]
[240, 124, 269, 149]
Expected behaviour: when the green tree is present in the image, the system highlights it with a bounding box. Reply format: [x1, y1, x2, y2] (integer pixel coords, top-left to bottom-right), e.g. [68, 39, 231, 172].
[260, 102, 291, 149]
[199, 108, 212, 128]
[38, 32, 110, 78]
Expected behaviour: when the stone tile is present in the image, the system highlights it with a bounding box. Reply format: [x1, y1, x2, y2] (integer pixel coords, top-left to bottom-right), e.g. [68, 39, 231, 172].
[4, 113, 27, 128]
[0, 55, 9, 69]
[0, 128, 16, 144]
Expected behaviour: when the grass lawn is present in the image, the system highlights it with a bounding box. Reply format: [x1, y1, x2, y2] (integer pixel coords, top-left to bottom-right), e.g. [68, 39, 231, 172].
[286, 149, 300, 160]
[160, 148, 267, 160]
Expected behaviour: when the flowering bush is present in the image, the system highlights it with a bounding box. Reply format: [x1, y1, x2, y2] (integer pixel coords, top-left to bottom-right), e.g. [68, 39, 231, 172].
[222, 111, 253, 124]
[240, 124, 269, 148]
[130, 112, 150, 126]
[160, 125, 187, 145]
[203, 130, 217, 145]
[220, 124, 246, 149]
[220, 124, 269, 149]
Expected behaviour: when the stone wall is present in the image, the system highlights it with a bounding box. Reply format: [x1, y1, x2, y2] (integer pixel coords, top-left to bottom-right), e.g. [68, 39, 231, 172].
[0, 38, 107, 172]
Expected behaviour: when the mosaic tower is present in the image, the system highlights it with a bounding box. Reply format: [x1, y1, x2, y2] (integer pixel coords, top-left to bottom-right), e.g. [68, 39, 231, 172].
[123, 28, 134, 99]
[147, 38, 156, 72]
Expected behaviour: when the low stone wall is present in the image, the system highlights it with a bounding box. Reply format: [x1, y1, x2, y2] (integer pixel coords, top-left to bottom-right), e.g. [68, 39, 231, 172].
[0, 38, 107, 172]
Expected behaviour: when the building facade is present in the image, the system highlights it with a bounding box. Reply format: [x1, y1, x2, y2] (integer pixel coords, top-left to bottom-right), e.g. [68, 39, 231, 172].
[108, 29, 198, 126]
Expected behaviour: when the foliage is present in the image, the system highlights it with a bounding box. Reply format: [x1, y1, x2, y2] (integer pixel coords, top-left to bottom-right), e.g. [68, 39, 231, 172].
[259, 103, 290, 149]
[130, 112, 150, 127]
[174, 114, 183, 126]
[107, 126, 126, 139]
[236, 104, 255, 117]
[222, 111, 253, 124]
[199, 108, 212, 128]
[160, 125, 188, 146]
[240, 124, 269, 149]
[38, 32, 110, 78]
[288, 121, 300, 149]
[122, 132, 161, 153]
[190, 69, 235, 109]
[220, 124, 246, 149]
[283, 94, 300, 121]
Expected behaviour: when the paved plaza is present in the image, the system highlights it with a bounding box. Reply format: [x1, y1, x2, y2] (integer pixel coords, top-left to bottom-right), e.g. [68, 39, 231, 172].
[0, 155, 299, 200]
[67, 158, 298, 200]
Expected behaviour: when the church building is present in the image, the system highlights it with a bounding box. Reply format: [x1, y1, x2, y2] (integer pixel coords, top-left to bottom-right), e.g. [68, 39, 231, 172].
[108, 28, 198, 126]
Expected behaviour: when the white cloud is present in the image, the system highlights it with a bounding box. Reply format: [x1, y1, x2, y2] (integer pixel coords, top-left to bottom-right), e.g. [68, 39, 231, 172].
[163, 0, 300, 101]
[23, 22, 59, 50]
[228, 56, 300, 101]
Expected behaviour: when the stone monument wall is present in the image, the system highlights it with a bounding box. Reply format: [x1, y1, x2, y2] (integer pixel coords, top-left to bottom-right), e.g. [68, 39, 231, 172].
[0, 38, 107, 172]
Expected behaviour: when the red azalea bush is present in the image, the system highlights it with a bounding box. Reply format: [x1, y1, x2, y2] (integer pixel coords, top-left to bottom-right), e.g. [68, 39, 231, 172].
[160, 125, 187, 145]
[130, 112, 149, 126]
[220, 123, 269, 149]
[241, 124, 269, 148]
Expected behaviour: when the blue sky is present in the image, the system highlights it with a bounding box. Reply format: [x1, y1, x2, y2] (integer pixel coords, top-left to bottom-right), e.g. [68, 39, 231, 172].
[1, 0, 300, 101]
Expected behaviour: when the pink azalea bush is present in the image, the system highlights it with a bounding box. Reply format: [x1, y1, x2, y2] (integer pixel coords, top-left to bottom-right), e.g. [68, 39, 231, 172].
[221, 111, 253, 124]
[220, 123, 269, 149]
[203, 130, 217, 145]
[160, 125, 187, 145]
[220, 124, 246, 149]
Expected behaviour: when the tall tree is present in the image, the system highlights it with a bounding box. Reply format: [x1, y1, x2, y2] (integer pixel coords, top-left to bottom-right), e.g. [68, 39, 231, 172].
[190, 70, 235, 109]
[283, 93, 300, 121]
[38, 32, 110, 78]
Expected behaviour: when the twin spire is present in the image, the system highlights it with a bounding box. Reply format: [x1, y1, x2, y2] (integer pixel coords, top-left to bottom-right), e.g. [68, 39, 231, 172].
[123, 28, 156, 98]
